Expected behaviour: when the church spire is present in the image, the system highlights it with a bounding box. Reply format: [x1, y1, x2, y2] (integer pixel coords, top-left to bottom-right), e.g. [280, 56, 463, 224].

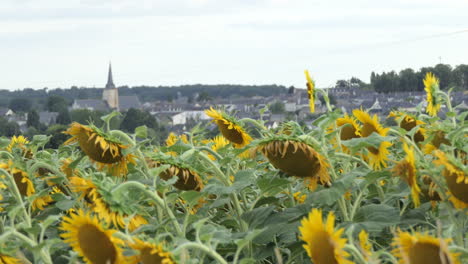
[105, 62, 116, 89]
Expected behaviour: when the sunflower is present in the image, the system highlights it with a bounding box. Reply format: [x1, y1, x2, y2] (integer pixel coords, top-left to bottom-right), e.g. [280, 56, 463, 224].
[434, 151, 468, 208]
[206, 136, 229, 160]
[256, 137, 331, 190]
[389, 111, 426, 144]
[93, 197, 148, 231]
[358, 230, 372, 260]
[69, 176, 99, 203]
[159, 165, 204, 192]
[423, 130, 451, 154]
[299, 209, 352, 264]
[6, 135, 32, 159]
[336, 115, 361, 141]
[166, 132, 188, 147]
[64, 122, 136, 176]
[420, 175, 440, 207]
[0, 254, 22, 264]
[392, 143, 421, 207]
[205, 107, 252, 148]
[423, 72, 441, 117]
[60, 209, 125, 264]
[129, 238, 175, 264]
[392, 230, 461, 264]
[0, 181, 6, 211]
[61, 158, 77, 178]
[304, 70, 316, 113]
[353, 109, 391, 170]
[293, 191, 306, 204]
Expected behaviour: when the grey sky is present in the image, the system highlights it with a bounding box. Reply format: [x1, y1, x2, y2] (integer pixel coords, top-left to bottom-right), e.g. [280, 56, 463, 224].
[1, 0, 467, 90]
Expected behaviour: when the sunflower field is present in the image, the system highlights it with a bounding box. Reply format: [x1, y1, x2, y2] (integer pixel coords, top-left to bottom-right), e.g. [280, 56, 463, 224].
[0, 73, 467, 264]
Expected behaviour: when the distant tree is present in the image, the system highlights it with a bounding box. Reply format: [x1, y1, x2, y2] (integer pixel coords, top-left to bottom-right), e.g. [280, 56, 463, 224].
[27, 110, 40, 128]
[47, 95, 68, 112]
[335, 80, 349, 89]
[288, 86, 295, 94]
[433, 64, 453, 90]
[1, 121, 20, 137]
[70, 109, 105, 127]
[56, 109, 71, 125]
[398, 68, 418, 92]
[198, 91, 213, 102]
[269, 101, 285, 114]
[452, 64, 468, 90]
[45, 124, 68, 149]
[121, 108, 159, 132]
[9, 98, 32, 112]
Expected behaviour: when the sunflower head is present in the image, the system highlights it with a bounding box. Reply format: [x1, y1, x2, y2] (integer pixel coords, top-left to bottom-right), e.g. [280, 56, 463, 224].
[60, 209, 125, 264]
[255, 137, 330, 189]
[304, 70, 316, 113]
[353, 109, 392, 170]
[149, 156, 204, 191]
[392, 143, 421, 207]
[205, 107, 252, 148]
[64, 122, 136, 176]
[93, 195, 148, 231]
[0, 254, 22, 264]
[392, 230, 461, 264]
[129, 238, 175, 264]
[423, 130, 451, 154]
[434, 151, 468, 208]
[299, 208, 352, 264]
[6, 135, 32, 159]
[358, 230, 372, 259]
[166, 132, 188, 147]
[423, 72, 441, 117]
[389, 111, 426, 143]
[336, 115, 361, 141]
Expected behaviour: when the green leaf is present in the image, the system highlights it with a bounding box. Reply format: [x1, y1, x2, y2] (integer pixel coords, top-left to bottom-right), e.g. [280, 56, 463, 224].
[135, 125, 148, 139]
[342, 133, 395, 153]
[242, 206, 275, 229]
[180, 191, 204, 207]
[100, 111, 121, 123]
[257, 177, 291, 196]
[353, 204, 399, 232]
[56, 199, 75, 211]
[308, 172, 357, 206]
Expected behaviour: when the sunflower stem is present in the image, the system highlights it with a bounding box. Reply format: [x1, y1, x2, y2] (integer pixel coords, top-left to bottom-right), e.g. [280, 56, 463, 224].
[334, 153, 372, 170]
[239, 117, 267, 132]
[110, 181, 183, 237]
[0, 151, 14, 159]
[317, 89, 333, 112]
[196, 146, 223, 161]
[29, 161, 75, 199]
[349, 184, 369, 220]
[174, 242, 227, 264]
[439, 90, 457, 126]
[0, 168, 31, 228]
[344, 244, 367, 264]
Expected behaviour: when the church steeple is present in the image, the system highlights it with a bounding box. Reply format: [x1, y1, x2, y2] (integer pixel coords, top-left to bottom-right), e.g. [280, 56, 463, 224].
[105, 63, 116, 89]
[102, 62, 119, 110]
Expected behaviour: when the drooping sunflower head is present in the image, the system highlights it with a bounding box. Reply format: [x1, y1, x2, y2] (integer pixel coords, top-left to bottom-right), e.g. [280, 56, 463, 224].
[299, 208, 352, 264]
[255, 136, 330, 190]
[149, 155, 204, 192]
[64, 122, 136, 176]
[60, 209, 124, 264]
[304, 70, 316, 113]
[205, 107, 252, 148]
[165, 132, 188, 147]
[423, 72, 441, 117]
[129, 238, 175, 264]
[389, 111, 426, 143]
[392, 230, 461, 264]
[353, 109, 392, 170]
[434, 150, 468, 208]
[93, 195, 148, 231]
[423, 130, 451, 154]
[392, 143, 421, 207]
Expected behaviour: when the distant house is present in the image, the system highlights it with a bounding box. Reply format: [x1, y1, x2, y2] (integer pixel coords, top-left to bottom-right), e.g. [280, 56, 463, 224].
[72, 99, 109, 111]
[72, 64, 141, 112]
[39, 111, 59, 125]
[171, 111, 210, 125]
[0, 108, 14, 117]
[119, 96, 141, 111]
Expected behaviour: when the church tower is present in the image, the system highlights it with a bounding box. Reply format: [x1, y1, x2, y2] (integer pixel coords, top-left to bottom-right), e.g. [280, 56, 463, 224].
[102, 63, 119, 110]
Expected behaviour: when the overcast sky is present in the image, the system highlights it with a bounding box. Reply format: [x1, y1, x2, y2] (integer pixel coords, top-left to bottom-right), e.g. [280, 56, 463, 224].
[1, 0, 467, 90]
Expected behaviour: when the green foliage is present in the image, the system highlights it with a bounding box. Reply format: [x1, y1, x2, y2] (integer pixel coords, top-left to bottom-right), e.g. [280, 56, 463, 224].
[27, 109, 40, 128]
[46, 95, 69, 112]
[9, 97, 32, 112]
[269, 101, 285, 114]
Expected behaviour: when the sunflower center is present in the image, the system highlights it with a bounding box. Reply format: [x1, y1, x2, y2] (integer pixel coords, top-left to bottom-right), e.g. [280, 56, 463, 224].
[444, 169, 468, 203]
[310, 230, 339, 264]
[400, 119, 425, 143]
[13, 172, 30, 196]
[78, 224, 118, 264]
[140, 248, 165, 264]
[77, 133, 123, 164]
[215, 120, 244, 145]
[264, 141, 321, 178]
[160, 166, 203, 191]
[360, 123, 377, 138]
[340, 125, 359, 141]
[408, 241, 450, 264]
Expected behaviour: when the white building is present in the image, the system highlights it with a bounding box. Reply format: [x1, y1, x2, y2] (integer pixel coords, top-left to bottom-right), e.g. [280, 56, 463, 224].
[171, 111, 210, 125]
